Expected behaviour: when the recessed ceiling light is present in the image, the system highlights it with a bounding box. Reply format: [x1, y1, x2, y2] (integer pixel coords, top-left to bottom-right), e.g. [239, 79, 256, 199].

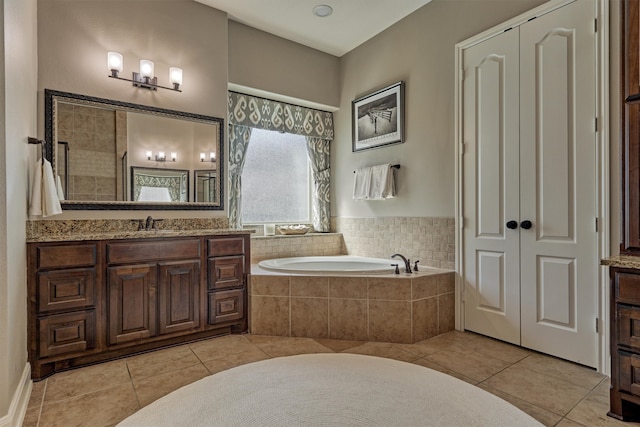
[313, 4, 333, 18]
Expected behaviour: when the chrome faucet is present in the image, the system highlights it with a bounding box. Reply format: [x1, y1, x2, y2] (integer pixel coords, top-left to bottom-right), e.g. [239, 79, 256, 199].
[391, 253, 412, 273]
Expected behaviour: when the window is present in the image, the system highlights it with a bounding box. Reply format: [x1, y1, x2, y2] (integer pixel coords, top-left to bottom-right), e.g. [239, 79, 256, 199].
[241, 128, 310, 223]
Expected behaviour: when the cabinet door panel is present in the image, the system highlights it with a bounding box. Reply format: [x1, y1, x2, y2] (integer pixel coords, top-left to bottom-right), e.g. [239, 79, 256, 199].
[208, 289, 244, 324]
[208, 256, 244, 290]
[158, 260, 200, 335]
[108, 264, 157, 345]
[38, 310, 96, 357]
[38, 267, 95, 313]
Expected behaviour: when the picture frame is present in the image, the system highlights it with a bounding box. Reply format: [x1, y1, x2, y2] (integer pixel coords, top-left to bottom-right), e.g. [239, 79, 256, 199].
[352, 81, 404, 152]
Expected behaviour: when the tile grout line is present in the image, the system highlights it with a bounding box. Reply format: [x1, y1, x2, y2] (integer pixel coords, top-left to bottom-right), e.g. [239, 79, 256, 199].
[35, 379, 47, 427]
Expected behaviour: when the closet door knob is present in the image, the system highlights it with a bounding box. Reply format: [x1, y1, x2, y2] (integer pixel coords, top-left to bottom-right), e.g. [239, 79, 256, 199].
[520, 220, 533, 230]
[506, 220, 518, 229]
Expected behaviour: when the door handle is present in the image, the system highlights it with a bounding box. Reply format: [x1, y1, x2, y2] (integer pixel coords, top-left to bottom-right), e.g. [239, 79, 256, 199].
[520, 220, 533, 230]
[506, 220, 518, 229]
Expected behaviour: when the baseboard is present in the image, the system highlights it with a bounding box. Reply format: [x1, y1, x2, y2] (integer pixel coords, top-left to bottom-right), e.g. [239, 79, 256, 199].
[0, 363, 32, 427]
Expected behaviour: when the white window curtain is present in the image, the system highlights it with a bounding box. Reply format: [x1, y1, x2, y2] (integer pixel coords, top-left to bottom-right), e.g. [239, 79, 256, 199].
[228, 92, 334, 232]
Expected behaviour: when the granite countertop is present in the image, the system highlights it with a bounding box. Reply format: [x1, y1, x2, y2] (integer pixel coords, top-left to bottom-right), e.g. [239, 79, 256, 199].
[27, 228, 253, 243]
[601, 255, 640, 270]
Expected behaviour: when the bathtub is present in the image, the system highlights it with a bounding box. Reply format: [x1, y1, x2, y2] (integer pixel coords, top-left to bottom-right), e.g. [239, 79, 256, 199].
[257, 255, 397, 274]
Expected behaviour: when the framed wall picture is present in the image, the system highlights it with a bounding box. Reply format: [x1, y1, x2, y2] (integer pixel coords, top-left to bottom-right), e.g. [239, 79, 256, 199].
[352, 81, 404, 152]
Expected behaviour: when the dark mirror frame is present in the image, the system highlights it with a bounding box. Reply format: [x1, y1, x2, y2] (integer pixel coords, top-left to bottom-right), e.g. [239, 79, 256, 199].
[44, 88, 225, 210]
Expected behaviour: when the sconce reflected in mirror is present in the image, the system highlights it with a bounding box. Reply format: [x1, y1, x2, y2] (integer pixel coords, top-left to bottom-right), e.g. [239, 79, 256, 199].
[146, 151, 176, 162]
[200, 152, 215, 162]
[107, 51, 183, 92]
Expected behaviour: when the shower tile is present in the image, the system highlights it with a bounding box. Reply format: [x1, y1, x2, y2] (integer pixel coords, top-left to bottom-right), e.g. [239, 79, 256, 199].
[250, 296, 290, 336]
[329, 277, 367, 299]
[133, 364, 210, 407]
[39, 382, 138, 427]
[291, 297, 329, 338]
[329, 298, 368, 341]
[411, 275, 439, 300]
[412, 297, 438, 342]
[369, 300, 412, 343]
[368, 278, 411, 301]
[44, 359, 130, 403]
[250, 275, 289, 296]
[290, 276, 329, 297]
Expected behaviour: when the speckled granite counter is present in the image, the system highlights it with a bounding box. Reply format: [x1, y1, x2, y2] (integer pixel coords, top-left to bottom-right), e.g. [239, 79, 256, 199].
[26, 218, 252, 243]
[601, 255, 640, 270]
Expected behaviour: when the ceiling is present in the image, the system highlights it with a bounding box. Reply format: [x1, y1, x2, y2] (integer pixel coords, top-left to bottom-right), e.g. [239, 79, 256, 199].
[194, 0, 432, 57]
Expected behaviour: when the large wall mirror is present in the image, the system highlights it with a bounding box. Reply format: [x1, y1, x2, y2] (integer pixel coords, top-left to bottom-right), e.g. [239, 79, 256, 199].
[44, 89, 224, 210]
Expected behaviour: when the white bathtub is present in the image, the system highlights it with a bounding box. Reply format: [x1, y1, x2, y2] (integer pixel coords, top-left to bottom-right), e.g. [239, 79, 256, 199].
[257, 255, 397, 274]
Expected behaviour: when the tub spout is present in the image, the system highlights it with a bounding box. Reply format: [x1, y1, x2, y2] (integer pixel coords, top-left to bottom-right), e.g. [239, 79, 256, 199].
[391, 253, 412, 273]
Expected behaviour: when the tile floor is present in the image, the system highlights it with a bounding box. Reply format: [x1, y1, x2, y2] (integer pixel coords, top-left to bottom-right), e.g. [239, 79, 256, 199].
[21, 331, 640, 427]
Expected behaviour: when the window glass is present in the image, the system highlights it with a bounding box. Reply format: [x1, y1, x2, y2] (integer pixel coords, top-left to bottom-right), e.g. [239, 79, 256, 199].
[241, 129, 310, 223]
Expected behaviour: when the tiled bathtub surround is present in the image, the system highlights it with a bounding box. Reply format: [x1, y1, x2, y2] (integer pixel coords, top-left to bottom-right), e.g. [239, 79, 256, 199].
[332, 216, 455, 270]
[26, 218, 230, 240]
[250, 267, 455, 344]
[250, 233, 343, 264]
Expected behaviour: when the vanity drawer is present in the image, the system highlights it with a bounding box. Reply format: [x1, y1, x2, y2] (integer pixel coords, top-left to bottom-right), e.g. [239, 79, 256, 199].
[617, 272, 640, 304]
[37, 268, 95, 313]
[37, 244, 97, 269]
[107, 239, 201, 264]
[208, 237, 245, 257]
[208, 289, 244, 324]
[208, 255, 244, 290]
[38, 310, 96, 358]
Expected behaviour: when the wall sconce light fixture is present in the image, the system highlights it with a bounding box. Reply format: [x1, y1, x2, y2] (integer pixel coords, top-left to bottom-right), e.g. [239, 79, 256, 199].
[200, 152, 216, 162]
[107, 51, 182, 92]
[147, 150, 176, 162]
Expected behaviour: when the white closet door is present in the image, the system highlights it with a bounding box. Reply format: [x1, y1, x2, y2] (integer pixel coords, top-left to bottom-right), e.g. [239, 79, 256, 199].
[462, 29, 521, 345]
[519, 0, 598, 367]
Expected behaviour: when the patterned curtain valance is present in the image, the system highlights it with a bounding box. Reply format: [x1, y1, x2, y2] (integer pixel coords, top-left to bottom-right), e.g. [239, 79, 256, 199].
[228, 91, 334, 140]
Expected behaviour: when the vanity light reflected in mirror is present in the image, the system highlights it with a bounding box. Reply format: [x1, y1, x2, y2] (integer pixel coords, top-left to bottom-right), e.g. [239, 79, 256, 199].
[200, 152, 216, 162]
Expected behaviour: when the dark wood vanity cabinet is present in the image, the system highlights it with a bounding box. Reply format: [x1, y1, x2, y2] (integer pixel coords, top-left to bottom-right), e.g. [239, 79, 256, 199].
[27, 233, 250, 380]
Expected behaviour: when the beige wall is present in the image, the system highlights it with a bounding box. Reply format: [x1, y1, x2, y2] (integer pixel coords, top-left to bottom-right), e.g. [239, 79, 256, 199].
[1, 0, 36, 419]
[228, 21, 340, 109]
[37, 0, 228, 219]
[332, 0, 546, 219]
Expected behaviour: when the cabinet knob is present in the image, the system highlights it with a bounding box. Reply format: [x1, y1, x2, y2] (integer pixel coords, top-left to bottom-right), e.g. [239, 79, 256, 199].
[520, 220, 533, 230]
[506, 220, 518, 230]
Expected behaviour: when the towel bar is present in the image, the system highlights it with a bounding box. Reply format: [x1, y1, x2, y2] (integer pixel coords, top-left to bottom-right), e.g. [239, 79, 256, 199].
[353, 164, 400, 173]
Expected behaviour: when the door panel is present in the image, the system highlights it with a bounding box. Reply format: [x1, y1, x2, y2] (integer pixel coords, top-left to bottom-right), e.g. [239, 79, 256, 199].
[158, 260, 201, 335]
[519, 0, 597, 367]
[463, 28, 521, 345]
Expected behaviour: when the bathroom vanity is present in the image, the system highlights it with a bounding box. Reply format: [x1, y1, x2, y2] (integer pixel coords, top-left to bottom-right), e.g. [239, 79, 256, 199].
[27, 230, 250, 380]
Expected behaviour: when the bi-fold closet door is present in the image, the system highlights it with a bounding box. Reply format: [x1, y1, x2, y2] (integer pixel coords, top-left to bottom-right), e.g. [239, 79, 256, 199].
[462, 0, 598, 368]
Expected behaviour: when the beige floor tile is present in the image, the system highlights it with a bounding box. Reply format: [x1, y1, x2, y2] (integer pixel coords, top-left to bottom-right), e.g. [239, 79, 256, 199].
[39, 382, 139, 427]
[44, 359, 130, 403]
[230, 347, 272, 366]
[190, 334, 260, 362]
[28, 379, 46, 409]
[515, 352, 605, 390]
[556, 418, 588, 427]
[412, 357, 478, 385]
[342, 342, 419, 362]
[464, 334, 531, 364]
[133, 364, 210, 407]
[422, 349, 511, 382]
[22, 406, 40, 427]
[126, 344, 201, 381]
[565, 379, 640, 427]
[483, 364, 591, 416]
[313, 338, 366, 352]
[477, 383, 563, 426]
[203, 357, 236, 375]
[246, 335, 334, 357]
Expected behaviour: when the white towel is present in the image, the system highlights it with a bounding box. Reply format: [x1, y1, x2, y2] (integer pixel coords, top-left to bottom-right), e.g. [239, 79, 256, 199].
[138, 186, 172, 202]
[29, 159, 62, 217]
[56, 175, 65, 201]
[353, 164, 396, 200]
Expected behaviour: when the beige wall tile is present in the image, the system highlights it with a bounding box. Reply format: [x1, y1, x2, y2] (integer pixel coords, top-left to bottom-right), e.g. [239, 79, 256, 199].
[412, 297, 438, 342]
[437, 273, 455, 294]
[329, 298, 368, 341]
[251, 275, 289, 296]
[290, 276, 329, 297]
[368, 277, 411, 301]
[291, 297, 329, 338]
[411, 275, 439, 300]
[329, 277, 367, 299]
[438, 293, 455, 334]
[250, 296, 290, 336]
[369, 300, 412, 344]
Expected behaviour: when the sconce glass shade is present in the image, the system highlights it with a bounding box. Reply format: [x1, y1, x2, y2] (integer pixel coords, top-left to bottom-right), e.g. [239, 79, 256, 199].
[210, 152, 216, 161]
[169, 67, 183, 86]
[146, 150, 152, 160]
[171, 152, 177, 161]
[107, 52, 123, 77]
[200, 152, 205, 161]
[139, 60, 154, 78]
[158, 151, 165, 160]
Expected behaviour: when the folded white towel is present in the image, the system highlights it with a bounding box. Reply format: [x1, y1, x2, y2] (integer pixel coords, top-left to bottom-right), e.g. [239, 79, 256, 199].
[29, 159, 62, 217]
[353, 164, 396, 201]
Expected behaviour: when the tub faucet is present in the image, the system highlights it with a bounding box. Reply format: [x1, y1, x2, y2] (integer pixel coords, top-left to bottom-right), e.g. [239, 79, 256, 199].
[391, 253, 412, 273]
